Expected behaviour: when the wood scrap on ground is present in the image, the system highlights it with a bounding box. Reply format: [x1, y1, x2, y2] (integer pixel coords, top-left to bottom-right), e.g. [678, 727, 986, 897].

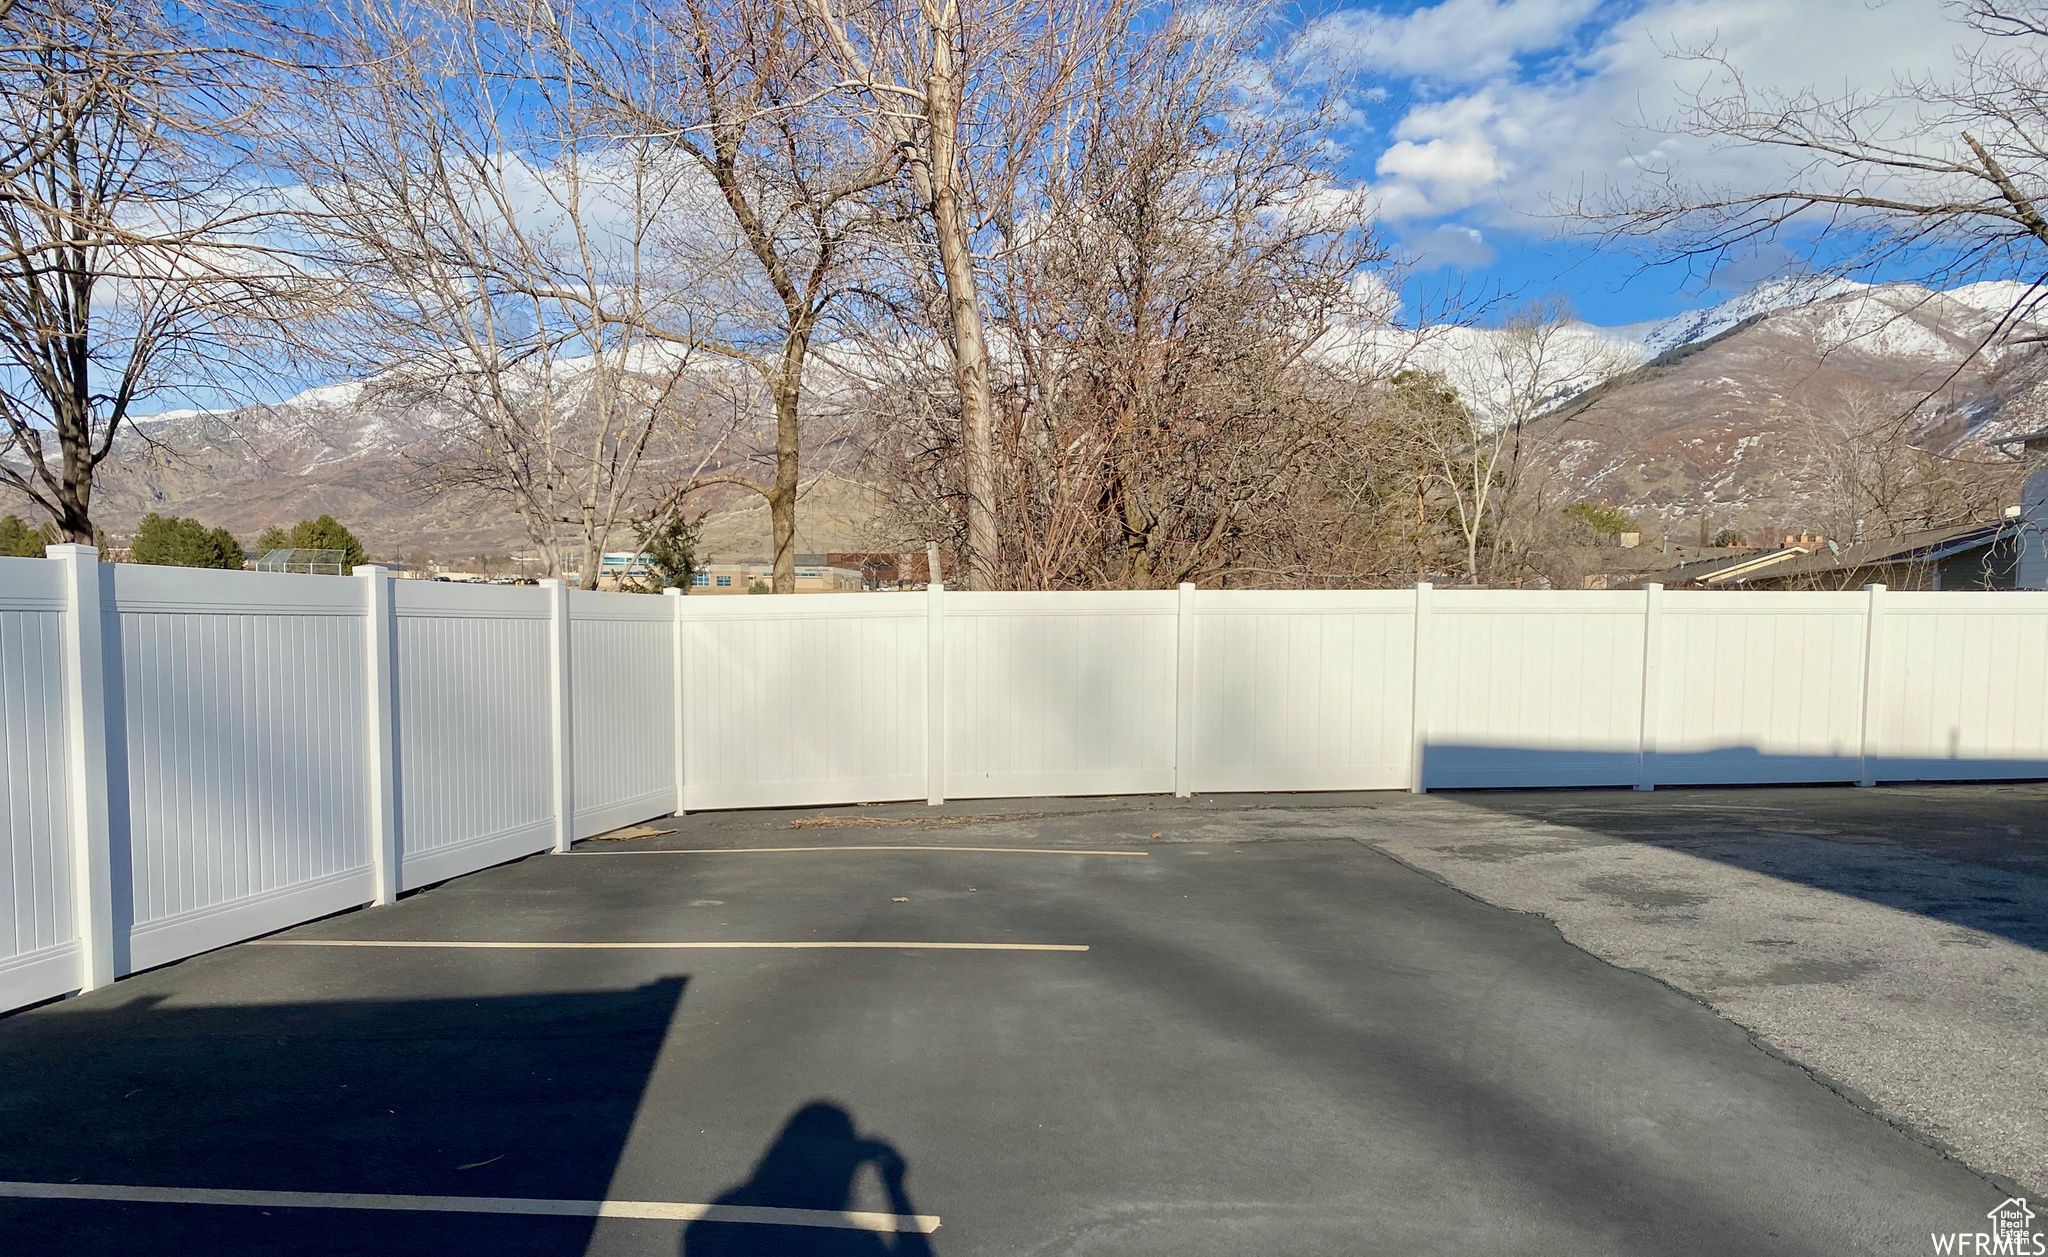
[789, 813, 1046, 830]
[588, 824, 682, 841]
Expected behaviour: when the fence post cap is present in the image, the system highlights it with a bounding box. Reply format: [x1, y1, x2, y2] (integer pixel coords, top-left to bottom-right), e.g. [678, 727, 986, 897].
[352, 564, 387, 576]
[44, 543, 96, 560]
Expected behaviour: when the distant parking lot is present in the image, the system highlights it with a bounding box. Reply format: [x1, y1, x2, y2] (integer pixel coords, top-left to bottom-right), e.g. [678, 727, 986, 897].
[0, 786, 2034, 1255]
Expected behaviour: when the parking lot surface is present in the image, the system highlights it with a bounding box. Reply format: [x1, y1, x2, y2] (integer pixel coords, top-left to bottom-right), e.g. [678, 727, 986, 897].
[0, 787, 2030, 1255]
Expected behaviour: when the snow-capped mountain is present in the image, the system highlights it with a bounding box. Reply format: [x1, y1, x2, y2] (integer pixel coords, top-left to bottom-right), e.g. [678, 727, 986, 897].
[10, 276, 2043, 559]
[1518, 280, 2046, 539]
[1611, 277, 1870, 357]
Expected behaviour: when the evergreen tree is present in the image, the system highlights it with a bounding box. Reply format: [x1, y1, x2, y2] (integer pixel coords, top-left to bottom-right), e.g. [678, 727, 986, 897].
[631, 515, 700, 592]
[0, 514, 50, 557]
[263, 515, 368, 571]
[130, 514, 245, 569]
[1562, 502, 1638, 540]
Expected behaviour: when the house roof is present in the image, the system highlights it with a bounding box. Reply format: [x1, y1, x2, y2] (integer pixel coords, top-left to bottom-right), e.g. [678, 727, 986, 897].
[1726, 521, 2014, 585]
[1636, 546, 1809, 588]
[1989, 427, 2048, 446]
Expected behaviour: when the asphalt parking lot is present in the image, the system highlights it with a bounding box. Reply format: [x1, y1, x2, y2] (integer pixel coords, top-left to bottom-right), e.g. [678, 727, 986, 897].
[0, 787, 2034, 1255]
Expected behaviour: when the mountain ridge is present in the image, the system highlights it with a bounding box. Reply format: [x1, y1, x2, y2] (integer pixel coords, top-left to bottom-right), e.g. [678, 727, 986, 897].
[6, 276, 2041, 560]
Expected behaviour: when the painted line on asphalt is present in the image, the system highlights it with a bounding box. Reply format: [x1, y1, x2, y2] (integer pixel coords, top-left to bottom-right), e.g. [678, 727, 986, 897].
[576, 844, 1148, 857]
[0, 1180, 940, 1232]
[252, 939, 1089, 952]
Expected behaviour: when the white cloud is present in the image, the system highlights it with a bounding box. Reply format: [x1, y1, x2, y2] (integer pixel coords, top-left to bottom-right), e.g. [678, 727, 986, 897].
[1314, 0, 1605, 83]
[1372, 93, 1514, 217]
[1335, 0, 1963, 228]
[1402, 223, 1498, 268]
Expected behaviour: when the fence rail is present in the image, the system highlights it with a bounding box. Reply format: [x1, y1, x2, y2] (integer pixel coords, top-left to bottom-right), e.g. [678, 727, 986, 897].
[4, 549, 2046, 1013]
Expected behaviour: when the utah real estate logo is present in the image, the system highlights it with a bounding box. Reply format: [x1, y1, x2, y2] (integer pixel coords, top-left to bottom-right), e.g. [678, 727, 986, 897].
[1933, 1198, 2044, 1255]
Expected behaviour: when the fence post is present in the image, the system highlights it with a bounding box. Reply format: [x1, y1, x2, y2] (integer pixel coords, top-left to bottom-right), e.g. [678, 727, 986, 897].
[926, 581, 946, 806]
[1409, 582, 1432, 794]
[1636, 583, 1663, 792]
[357, 566, 399, 904]
[665, 586, 687, 816]
[1858, 583, 1887, 787]
[1174, 583, 1197, 798]
[542, 578, 574, 851]
[49, 544, 115, 992]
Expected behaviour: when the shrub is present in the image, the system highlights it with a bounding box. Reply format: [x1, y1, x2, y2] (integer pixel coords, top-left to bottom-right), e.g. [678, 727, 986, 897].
[1561, 501, 1638, 536]
[259, 515, 368, 571]
[0, 514, 50, 557]
[130, 514, 245, 569]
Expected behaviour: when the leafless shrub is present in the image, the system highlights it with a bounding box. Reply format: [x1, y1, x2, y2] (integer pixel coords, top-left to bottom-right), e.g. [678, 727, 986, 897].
[855, 3, 1402, 589]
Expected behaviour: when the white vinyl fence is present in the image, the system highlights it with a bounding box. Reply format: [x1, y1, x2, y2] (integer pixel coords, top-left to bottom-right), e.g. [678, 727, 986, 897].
[4, 551, 2047, 1013]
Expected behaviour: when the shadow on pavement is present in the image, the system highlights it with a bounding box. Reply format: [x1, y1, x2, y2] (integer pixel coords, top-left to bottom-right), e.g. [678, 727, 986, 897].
[685, 1102, 934, 1257]
[1421, 748, 2048, 950]
[0, 976, 686, 1255]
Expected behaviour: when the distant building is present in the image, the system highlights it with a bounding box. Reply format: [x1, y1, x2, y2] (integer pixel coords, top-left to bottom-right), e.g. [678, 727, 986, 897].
[1679, 522, 2024, 591]
[1624, 544, 1814, 589]
[822, 552, 932, 589]
[598, 552, 655, 579]
[688, 562, 865, 594]
[1992, 427, 2048, 589]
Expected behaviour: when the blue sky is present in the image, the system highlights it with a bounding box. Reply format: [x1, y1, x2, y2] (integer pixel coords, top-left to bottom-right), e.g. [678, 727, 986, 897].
[1304, 0, 1968, 326]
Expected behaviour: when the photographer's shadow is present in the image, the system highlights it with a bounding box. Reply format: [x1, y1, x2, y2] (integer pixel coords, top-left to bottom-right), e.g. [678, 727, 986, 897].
[684, 1102, 935, 1257]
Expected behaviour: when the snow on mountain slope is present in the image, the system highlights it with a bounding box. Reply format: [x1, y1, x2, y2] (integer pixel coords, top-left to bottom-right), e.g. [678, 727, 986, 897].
[27, 274, 2046, 558]
[1627, 277, 1872, 356]
[1520, 279, 2045, 536]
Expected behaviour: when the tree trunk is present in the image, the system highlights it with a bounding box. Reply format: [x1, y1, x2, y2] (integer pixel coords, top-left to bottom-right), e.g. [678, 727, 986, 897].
[57, 427, 93, 543]
[56, 322, 96, 543]
[578, 507, 602, 590]
[770, 373, 800, 594]
[925, 49, 998, 590]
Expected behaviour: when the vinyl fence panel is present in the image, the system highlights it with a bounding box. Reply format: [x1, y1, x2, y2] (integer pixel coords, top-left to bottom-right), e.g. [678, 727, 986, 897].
[5, 550, 2048, 1018]
[1654, 591, 1870, 784]
[569, 590, 676, 839]
[1870, 591, 2048, 780]
[680, 594, 927, 811]
[0, 557, 76, 1010]
[942, 591, 1178, 799]
[1420, 590, 1649, 789]
[1189, 590, 1414, 793]
[392, 581, 554, 889]
[110, 565, 373, 972]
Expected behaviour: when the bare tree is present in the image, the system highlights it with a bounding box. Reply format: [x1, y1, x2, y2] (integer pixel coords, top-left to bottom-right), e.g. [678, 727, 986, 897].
[1582, 0, 2048, 346]
[0, 0, 311, 542]
[1413, 299, 1637, 583]
[859, 2, 1395, 589]
[568, 0, 892, 593]
[285, 0, 710, 586]
[1783, 377, 2025, 540]
[799, 0, 1124, 587]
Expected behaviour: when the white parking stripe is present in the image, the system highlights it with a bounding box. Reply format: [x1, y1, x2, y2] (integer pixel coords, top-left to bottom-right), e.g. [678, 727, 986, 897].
[575, 845, 1148, 857]
[0, 1181, 941, 1232]
[252, 939, 1088, 952]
